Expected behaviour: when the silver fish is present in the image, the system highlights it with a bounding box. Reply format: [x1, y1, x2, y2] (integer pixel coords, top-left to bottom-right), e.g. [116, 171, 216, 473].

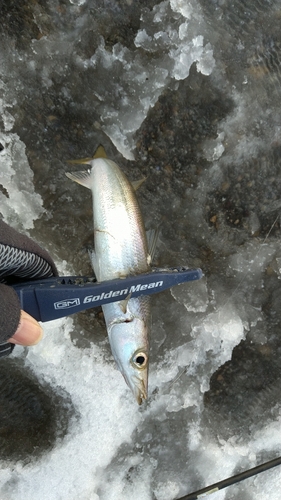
[66, 149, 151, 404]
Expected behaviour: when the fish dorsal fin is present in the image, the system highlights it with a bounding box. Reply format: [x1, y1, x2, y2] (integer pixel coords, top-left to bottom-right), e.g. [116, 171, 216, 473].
[146, 227, 160, 263]
[65, 170, 92, 189]
[119, 293, 132, 314]
[93, 145, 107, 159]
[131, 177, 146, 191]
[67, 145, 107, 165]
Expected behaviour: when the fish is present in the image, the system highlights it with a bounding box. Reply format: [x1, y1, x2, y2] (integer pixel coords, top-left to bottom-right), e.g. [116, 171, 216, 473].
[66, 146, 151, 404]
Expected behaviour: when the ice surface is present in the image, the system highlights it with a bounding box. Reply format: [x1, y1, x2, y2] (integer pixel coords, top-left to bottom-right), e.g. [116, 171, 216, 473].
[203, 133, 225, 162]
[0, 81, 44, 230]
[74, 0, 215, 158]
[1, 0, 281, 499]
[0, 132, 44, 231]
[1, 318, 145, 500]
[171, 278, 209, 312]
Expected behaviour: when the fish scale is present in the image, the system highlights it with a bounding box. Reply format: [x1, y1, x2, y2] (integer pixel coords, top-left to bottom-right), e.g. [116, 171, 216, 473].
[66, 151, 151, 404]
[90, 159, 149, 281]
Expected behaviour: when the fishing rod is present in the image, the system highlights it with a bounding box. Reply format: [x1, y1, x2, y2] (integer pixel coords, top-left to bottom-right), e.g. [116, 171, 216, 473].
[178, 455, 281, 499]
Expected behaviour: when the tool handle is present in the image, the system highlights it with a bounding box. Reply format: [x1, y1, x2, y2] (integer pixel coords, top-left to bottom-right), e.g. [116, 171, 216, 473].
[12, 267, 203, 322]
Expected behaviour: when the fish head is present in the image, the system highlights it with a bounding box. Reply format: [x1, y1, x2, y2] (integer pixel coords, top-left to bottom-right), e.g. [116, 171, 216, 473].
[108, 317, 149, 405]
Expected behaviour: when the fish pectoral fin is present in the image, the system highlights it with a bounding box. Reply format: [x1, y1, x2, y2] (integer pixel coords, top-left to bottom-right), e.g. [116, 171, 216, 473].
[119, 293, 132, 314]
[146, 227, 160, 263]
[89, 249, 101, 281]
[65, 170, 92, 189]
[131, 177, 146, 191]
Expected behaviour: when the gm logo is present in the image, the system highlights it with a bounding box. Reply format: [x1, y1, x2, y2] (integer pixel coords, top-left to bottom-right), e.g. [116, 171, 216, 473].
[54, 298, 80, 310]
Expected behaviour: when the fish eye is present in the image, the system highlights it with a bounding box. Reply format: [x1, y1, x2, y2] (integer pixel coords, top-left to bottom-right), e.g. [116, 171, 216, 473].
[131, 351, 148, 369]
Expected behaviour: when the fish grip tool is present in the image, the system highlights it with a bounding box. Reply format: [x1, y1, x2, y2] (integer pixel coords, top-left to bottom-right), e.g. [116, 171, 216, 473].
[12, 267, 203, 322]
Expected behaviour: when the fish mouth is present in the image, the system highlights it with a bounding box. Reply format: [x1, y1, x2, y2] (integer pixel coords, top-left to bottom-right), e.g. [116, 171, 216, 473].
[123, 373, 147, 405]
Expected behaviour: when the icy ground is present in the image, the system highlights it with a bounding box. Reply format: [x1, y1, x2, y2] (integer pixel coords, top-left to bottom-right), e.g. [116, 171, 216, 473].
[1, 0, 281, 499]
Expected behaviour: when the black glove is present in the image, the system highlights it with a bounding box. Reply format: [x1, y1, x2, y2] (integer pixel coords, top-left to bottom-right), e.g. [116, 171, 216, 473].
[0, 220, 58, 357]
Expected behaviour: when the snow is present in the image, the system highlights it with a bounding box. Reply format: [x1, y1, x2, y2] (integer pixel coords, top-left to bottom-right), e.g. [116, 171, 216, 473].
[0, 133, 44, 230]
[73, 0, 215, 158]
[0, 0, 281, 499]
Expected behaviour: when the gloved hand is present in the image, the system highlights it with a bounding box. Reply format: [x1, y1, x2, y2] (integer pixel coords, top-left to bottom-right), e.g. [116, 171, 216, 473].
[0, 220, 58, 357]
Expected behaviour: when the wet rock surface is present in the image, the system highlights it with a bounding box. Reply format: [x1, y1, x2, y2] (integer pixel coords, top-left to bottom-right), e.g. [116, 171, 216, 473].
[0, 359, 74, 461]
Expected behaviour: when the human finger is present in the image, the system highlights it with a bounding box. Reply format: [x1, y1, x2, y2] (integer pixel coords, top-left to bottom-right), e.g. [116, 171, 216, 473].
[8, 310, 43, 346]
